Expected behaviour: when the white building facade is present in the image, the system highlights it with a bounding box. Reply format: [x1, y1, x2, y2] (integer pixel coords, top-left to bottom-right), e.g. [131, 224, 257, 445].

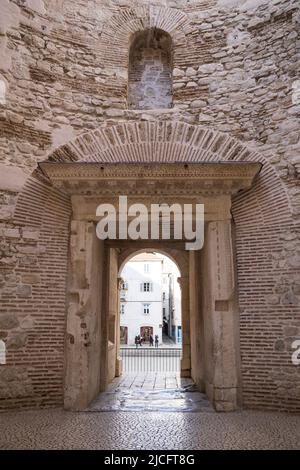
[119, 253, 181, 346]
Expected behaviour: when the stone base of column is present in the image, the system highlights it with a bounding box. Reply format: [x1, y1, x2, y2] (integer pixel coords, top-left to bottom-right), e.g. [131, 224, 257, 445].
[213, 386, 239, 412]
[180, 357, 191, 378]
[115, 358, 123, 377]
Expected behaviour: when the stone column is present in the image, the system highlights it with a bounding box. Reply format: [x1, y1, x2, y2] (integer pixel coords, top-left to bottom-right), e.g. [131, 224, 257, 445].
[178, 276, 191, 377]
[205, 219, 240, 411]
[115, 277, 123, 377]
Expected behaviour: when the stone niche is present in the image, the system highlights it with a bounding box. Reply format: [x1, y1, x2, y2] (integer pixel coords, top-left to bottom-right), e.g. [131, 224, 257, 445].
[128, 28, 173, 110]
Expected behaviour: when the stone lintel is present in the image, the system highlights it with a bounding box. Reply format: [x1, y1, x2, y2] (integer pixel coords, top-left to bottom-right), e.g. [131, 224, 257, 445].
[39, 162, 262, 196]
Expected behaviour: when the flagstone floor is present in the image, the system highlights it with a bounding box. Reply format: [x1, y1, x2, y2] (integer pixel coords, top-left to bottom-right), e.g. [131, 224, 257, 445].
[87, 374, 213, 412]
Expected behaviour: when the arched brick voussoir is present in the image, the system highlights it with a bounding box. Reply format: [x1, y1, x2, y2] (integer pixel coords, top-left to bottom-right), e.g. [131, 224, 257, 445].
[48, 121, 259, 164]
[99, 6, 191, 66]
[45, 120, 292, 226]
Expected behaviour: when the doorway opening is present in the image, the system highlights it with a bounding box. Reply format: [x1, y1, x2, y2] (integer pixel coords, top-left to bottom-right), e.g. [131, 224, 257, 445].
[87, 250, 213, 412]
[119, 252, 182, 376]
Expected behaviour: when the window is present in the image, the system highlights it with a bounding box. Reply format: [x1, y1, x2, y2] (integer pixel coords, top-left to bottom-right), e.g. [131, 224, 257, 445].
[143, 303, 150, 315]
[141, 282, 153, 292]
[120, 303, 125, 315]
[144, 263, 150, 273]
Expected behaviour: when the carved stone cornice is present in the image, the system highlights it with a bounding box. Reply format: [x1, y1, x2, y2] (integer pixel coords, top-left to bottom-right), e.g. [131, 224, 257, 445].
[39, 162, 262, 196]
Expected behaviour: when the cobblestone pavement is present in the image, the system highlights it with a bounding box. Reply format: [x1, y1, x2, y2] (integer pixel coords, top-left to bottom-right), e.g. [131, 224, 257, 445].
[0, 408, 300, 450]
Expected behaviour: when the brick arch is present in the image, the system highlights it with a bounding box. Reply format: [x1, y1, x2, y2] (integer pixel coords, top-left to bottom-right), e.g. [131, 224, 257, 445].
[47, 120, 292, 225]
[99, 6, 191, 67]
[11, 120, 298, 411]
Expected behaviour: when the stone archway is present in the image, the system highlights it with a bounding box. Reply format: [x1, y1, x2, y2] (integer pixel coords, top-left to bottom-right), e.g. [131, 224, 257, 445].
[5, 120, 296, 413]
[39, 160, 260, 411]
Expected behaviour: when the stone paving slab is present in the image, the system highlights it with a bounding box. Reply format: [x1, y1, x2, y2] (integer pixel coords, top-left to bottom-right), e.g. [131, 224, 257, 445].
[88, 373, 211, 412]
[87, 388, 213, 413]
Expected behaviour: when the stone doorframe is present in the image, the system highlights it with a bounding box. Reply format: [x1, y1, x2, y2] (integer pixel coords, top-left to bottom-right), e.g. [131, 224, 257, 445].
[40, 161, 261, 412]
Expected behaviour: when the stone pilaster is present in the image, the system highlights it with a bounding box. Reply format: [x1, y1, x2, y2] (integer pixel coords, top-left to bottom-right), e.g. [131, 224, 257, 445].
[205, 219, 240, 411]
[178, 276, 191, 377]
[115, 277, 123, 377]
[64, 220, 103, 410]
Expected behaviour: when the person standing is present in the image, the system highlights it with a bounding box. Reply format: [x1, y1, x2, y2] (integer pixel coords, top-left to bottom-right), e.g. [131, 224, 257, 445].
[155, 335, 159, 348]
[149, 334, 154, 347]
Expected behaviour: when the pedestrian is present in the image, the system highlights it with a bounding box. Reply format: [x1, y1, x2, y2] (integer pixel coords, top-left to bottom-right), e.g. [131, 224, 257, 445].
[155, 335, 159, 348]
[149, 334, 154, 347]
[135, 335, 138, 349]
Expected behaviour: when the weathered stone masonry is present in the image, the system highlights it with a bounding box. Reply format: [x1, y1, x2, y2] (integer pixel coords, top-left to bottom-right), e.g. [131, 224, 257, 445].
[0, 0, 299, 411]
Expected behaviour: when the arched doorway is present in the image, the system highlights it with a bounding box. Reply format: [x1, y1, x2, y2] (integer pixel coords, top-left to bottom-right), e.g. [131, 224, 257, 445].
[6, 120, 294, 409]
[118, 251, 182, 376]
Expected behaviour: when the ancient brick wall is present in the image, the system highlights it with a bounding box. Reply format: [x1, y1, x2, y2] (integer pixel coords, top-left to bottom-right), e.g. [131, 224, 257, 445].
[0, 0, 299, 410]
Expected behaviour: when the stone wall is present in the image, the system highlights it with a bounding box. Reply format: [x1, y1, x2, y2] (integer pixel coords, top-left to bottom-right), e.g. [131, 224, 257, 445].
[0, 0, 299, 411]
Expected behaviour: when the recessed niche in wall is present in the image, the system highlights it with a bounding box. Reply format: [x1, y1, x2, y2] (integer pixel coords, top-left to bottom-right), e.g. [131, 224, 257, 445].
[128, 28, 173, 110]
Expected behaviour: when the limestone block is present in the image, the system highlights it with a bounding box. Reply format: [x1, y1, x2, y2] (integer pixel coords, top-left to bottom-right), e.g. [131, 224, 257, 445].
[3, 228, 20, 238]
[0, 366, 33, 398]
[274, 339, 285, 351]
[0, 0, 20, 35]
[17, 243, 43, 255]
[0, 79, 6, 105]
[22, 231, 40, 241]
[217, 0, 268, 10]
[0, 36, 12, 71]
[284, 326, 299, 336]
[0, 314, 19, 330]
[21, 274, 40, 284]
[16, 284, 32, 298]
[0, 164, 27, 192]
[20, 316, 35, 329]
[173, 68, 184, 78]
[52, 125, 75, 149]
[25, 0, 46, 14]
[7, 332, 28, 349]
[266, 294, 280, 305]
[0, 340, 5, 364]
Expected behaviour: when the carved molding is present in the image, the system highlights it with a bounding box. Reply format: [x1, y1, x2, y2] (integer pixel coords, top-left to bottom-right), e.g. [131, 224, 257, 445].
[39, 162, 262, 196]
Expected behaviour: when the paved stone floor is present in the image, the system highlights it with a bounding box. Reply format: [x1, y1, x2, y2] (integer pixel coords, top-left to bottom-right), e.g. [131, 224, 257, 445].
[1, 408, 300, 450]
[107, 373, 192, 390]
[0, 375, 300, 450]
[88, 374, 213, 412]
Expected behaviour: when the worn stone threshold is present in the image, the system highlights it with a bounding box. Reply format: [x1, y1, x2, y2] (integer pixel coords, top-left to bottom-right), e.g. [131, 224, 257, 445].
[86, 384, 214, 413]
